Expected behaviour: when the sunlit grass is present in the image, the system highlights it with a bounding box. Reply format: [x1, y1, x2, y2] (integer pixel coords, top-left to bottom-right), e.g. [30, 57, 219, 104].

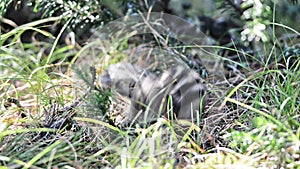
[0, 11, 300, 169]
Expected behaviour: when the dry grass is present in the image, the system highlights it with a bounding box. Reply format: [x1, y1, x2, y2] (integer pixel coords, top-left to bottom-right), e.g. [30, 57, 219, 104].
[1, 11, 300, 168]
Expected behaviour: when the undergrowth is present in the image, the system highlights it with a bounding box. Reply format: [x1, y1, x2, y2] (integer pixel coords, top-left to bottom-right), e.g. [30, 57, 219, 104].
[1, 6, 300, 169]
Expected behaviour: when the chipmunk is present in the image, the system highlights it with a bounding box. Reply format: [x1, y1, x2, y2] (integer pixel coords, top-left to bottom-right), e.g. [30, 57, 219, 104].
[98, 62, 207, 126]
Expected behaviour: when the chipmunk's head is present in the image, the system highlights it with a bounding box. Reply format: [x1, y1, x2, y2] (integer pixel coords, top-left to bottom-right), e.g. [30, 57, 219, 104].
[98, 62, 150, 98]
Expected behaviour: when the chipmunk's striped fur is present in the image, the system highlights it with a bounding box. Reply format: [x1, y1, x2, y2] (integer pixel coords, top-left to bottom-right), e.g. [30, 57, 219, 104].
[99, 62, 206, 126]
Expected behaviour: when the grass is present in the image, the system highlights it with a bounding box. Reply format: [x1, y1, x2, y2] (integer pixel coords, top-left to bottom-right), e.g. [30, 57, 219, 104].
[0, 13, 300, 169]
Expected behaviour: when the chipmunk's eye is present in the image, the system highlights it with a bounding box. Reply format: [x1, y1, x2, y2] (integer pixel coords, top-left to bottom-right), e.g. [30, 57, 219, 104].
[129, 81, 135, 89]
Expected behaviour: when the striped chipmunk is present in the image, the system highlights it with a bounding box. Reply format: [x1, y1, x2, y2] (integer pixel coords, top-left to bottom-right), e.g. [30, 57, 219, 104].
[97, 54, 207, 127]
